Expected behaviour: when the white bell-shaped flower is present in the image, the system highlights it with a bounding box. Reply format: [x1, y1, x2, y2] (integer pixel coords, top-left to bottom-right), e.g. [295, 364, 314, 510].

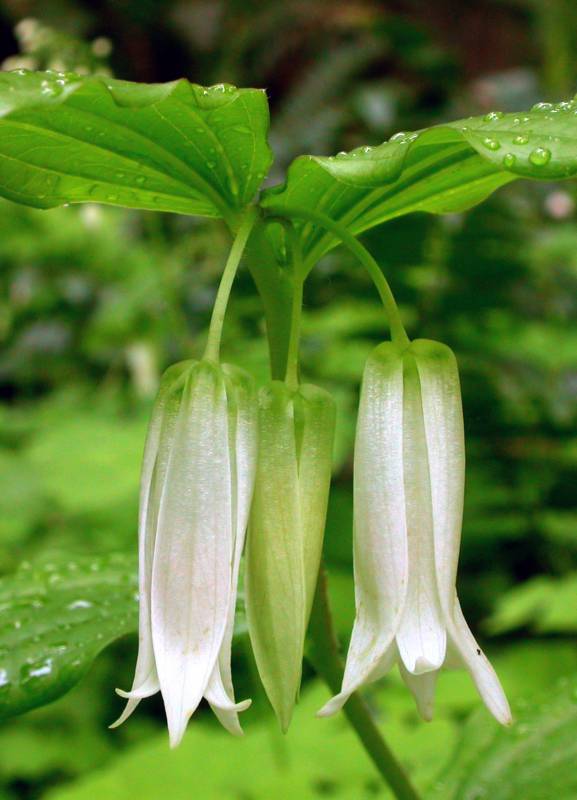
[319, 340, 511, 725]
[111, 359, 257, 747]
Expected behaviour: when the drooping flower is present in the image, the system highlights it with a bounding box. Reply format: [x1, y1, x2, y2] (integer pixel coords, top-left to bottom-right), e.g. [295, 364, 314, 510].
[319, 340, 511, 724]
[246, 381, 335, 731]
[111, 359, 257, 747]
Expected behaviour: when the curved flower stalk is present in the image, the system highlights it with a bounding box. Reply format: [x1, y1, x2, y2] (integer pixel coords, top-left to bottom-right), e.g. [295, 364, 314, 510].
[111, 359, 257, 747]
[246, 381, 335, 732]
[319, 339, 511, 725]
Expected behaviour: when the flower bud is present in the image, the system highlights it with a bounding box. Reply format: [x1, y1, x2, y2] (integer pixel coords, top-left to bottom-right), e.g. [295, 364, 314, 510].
[319, 340, 511, 725]
[112, 359, 257, 746]
[246, 382, 335, 731]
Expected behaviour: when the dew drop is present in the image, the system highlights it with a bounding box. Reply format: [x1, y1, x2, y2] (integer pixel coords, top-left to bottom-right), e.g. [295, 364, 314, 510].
[532, 102, 554, 112]
[502, 153, 516, 168]
[67, 599, 93, 611]
[483, 110, 503, 122]
[529, 147, 551, 166]
[0, 669, 11, 696]
[41, 82, 60, 97]
[20, 657, 53, 685]
[482, 137, 501, 151]
[513, 134, 529, 145]
[389, 131, 407, 143]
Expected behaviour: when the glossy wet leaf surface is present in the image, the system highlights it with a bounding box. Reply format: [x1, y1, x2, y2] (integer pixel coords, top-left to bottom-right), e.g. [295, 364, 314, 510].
[262, 97, 577, 267]
[0, 553, 138, 720]
[0, 70, 272, 221]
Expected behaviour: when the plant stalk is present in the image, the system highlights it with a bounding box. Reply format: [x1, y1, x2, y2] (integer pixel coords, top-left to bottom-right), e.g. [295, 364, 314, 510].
[204, 206, 258, 361]
[308, 567, 422, 800]
[265, 205, 410, 348]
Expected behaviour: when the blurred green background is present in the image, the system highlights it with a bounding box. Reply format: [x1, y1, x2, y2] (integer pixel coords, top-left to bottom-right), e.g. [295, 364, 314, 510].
[0, 1, 577, 798]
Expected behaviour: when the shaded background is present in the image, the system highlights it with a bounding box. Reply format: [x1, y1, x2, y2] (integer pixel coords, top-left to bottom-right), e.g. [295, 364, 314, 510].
[0, 1, 577, 798]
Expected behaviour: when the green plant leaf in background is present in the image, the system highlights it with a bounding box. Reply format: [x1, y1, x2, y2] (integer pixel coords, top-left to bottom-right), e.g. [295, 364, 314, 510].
[262, 98, 577, 267]
[430, 676, 577, 800]
[0, 553, 137, 721]
[44, 682, 458, 800]
[486, 573, 577, 635]
[0, 70, 272, 222]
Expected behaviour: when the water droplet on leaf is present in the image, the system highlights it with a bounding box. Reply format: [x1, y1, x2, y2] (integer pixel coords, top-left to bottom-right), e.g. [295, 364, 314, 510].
[483, 111, 503, 122]
[529, 147, 551, 166]
[482, 137, 501, 151]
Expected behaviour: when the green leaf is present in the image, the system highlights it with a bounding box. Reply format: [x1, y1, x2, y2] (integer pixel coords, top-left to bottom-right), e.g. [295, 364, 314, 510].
[0, 70, 272, 222]
[0, 553, 137, 720]
[486, 573, 577, 634]
[262, 98, 577, 266]
[430, 676, 577, 800]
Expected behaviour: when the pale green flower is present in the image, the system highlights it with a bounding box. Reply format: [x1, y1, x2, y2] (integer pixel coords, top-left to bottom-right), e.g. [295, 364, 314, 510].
[319, 340, 511, 724]
[246, 381, 335, 731]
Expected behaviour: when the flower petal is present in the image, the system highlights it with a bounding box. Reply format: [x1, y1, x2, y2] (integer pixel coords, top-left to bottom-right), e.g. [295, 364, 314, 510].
[324, 344, 408, 711]
[447, 597, 512, 725]
[205, 667, 252, 736]
[399, 662, 438, 721]
[205, 365, 257, 735]
[111, 362, 189, 728]
[396, 354, 446, 674]
[412, 340, 465, 618]
[246, 382, 305, 733]
[317, 642, 396, 718]
[152, 362, 234, 747]
[295, 385, 336, 623]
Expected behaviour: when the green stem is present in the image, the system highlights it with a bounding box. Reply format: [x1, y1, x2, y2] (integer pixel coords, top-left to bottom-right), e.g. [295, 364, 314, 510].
[265, 205, 409, 348]
[308, 568, 422, 800]
[204, 207, 258, 361]
[284, 227, 305, 390]
[243, 217, 295, 380]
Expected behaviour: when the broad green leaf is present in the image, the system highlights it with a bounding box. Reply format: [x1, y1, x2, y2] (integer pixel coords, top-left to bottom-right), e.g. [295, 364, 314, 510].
[430, 676, 577, 800]
[262, 98, 577, 267]
[0, 70, 272, 222]
[0, 553, 137, 720]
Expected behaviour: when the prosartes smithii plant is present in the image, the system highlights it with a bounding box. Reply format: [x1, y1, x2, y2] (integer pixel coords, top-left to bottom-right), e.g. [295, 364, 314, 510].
[2, 68, 577, 799]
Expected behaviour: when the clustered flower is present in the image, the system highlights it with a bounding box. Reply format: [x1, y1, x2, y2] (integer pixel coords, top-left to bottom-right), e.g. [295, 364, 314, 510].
[114, 339, 510, 746]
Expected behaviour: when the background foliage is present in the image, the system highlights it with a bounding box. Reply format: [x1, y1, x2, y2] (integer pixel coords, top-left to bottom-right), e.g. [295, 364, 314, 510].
[0, 0, 577, 797]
